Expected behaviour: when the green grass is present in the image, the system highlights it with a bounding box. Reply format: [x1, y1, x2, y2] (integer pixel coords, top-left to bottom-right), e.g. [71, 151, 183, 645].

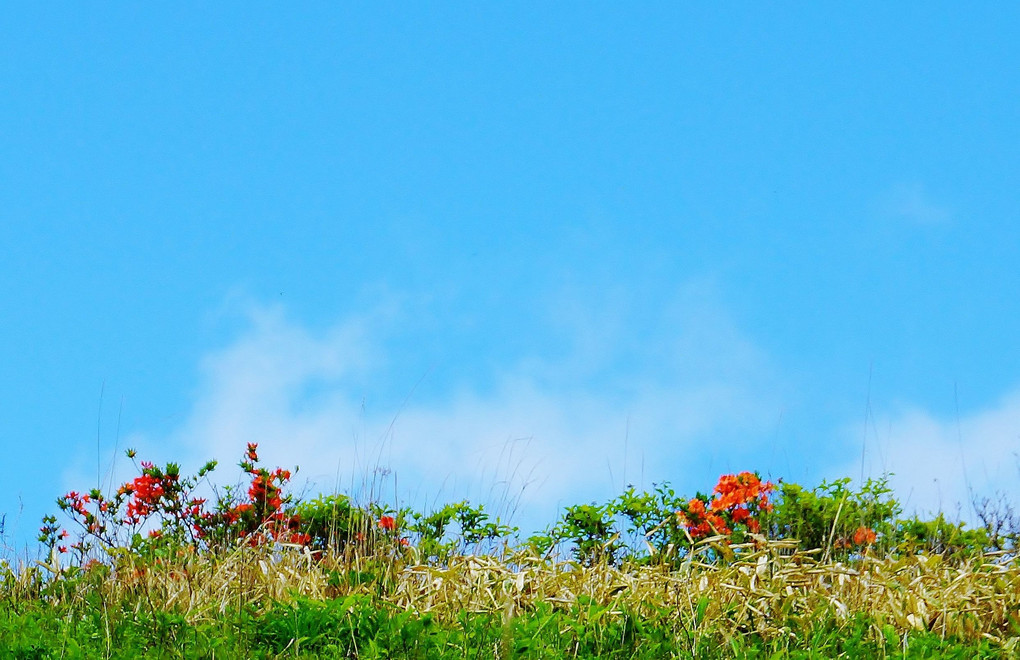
[2, 540, 1018, 659]
[0, 592, 1012, 659]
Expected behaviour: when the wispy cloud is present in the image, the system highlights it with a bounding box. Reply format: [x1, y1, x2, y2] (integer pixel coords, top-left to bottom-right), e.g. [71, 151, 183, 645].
[63, 293, 1020, 536]
[835, 391, 1020, 524]
[99, 292, 786, 534]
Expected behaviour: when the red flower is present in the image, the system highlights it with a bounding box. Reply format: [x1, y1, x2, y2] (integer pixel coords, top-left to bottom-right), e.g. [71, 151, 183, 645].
[378, 516, 396, 531]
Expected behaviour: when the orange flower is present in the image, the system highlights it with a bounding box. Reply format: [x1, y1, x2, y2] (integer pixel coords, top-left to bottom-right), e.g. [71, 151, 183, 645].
[378, 516, 396, 531]
[705, 513, 730, 536]
[852, 526, 877, 546]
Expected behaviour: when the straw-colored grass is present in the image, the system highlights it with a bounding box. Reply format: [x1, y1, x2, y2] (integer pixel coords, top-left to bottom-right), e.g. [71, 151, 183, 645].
[27, 535, 1019, 653]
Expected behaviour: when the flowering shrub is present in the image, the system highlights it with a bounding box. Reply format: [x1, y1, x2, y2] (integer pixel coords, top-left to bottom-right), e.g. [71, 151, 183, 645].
[538, 472, 775, 566]
[767, 476, 900, 558]
[196, 442, 310, 547]
[43, 443, 308, 562]
[676, 471, 774, 540]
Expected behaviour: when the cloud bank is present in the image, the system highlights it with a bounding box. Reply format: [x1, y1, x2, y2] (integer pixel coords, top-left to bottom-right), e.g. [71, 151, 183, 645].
[88, 295, 1020, 535]
[836, 392, 1020, 524]
[104, 295, 784, 534]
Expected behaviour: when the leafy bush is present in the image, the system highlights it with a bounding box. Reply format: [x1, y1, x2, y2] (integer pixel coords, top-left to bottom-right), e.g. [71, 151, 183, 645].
[551, 502, 622, 566]
[405, 500, 516, 564]
[892, 514, 990, 560]
[290, 493, 372, 553]
[766, 476, 900, 558]
[613, 483, 689, 563]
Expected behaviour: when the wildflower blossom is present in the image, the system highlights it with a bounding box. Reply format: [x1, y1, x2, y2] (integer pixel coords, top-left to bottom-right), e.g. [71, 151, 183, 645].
[853, 526, 877, 546]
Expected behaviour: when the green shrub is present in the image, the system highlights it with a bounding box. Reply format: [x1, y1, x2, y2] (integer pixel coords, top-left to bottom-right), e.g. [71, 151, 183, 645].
[612, 483, 689, 564]
[291, 493, 371, 553]
[543, 502, 623, 566]
[406, 500, 516, 564]
[766, 476, 901, 557]
[892, 514, 990, 559]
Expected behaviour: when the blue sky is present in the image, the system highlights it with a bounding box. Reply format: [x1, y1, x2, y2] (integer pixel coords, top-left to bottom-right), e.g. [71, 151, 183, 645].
[3, 4, 1019, 549]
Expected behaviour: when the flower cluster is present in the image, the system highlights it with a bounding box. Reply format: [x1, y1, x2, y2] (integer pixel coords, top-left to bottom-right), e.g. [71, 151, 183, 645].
[676, 471, 774, 540]
[48, 444, 309, 556]
[376, 515, 409, 546]
[834, 525, 878, 551]
[116, 461, 209, 537]
[854, 526, 877, 546]
[197, 443, 310, 547]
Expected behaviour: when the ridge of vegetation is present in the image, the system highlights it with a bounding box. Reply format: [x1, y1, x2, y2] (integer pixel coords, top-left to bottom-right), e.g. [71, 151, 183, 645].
[2, 443, 1018, 657]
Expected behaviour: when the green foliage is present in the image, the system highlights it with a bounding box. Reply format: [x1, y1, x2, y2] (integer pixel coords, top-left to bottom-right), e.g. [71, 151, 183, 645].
[290, 493, 370, 552]
[16, 440, 1020, 656]
[613, 483, 690, 563]
[766, 476, 901, 557]
[0, 591, 1010, 658]
[892, 513, 990, 560]
[406, 500, 517, 563]
[545, 502, 623, 566]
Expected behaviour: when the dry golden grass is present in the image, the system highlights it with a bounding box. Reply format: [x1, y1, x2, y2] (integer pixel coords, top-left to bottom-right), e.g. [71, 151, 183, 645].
[37, 534, 1019, 652]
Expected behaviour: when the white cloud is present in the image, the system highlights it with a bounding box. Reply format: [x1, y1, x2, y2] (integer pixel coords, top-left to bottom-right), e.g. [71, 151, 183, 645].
[106, 295, 784, 534]
[835, 391, 1020, 525]
[67, 296, 1020, 538]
